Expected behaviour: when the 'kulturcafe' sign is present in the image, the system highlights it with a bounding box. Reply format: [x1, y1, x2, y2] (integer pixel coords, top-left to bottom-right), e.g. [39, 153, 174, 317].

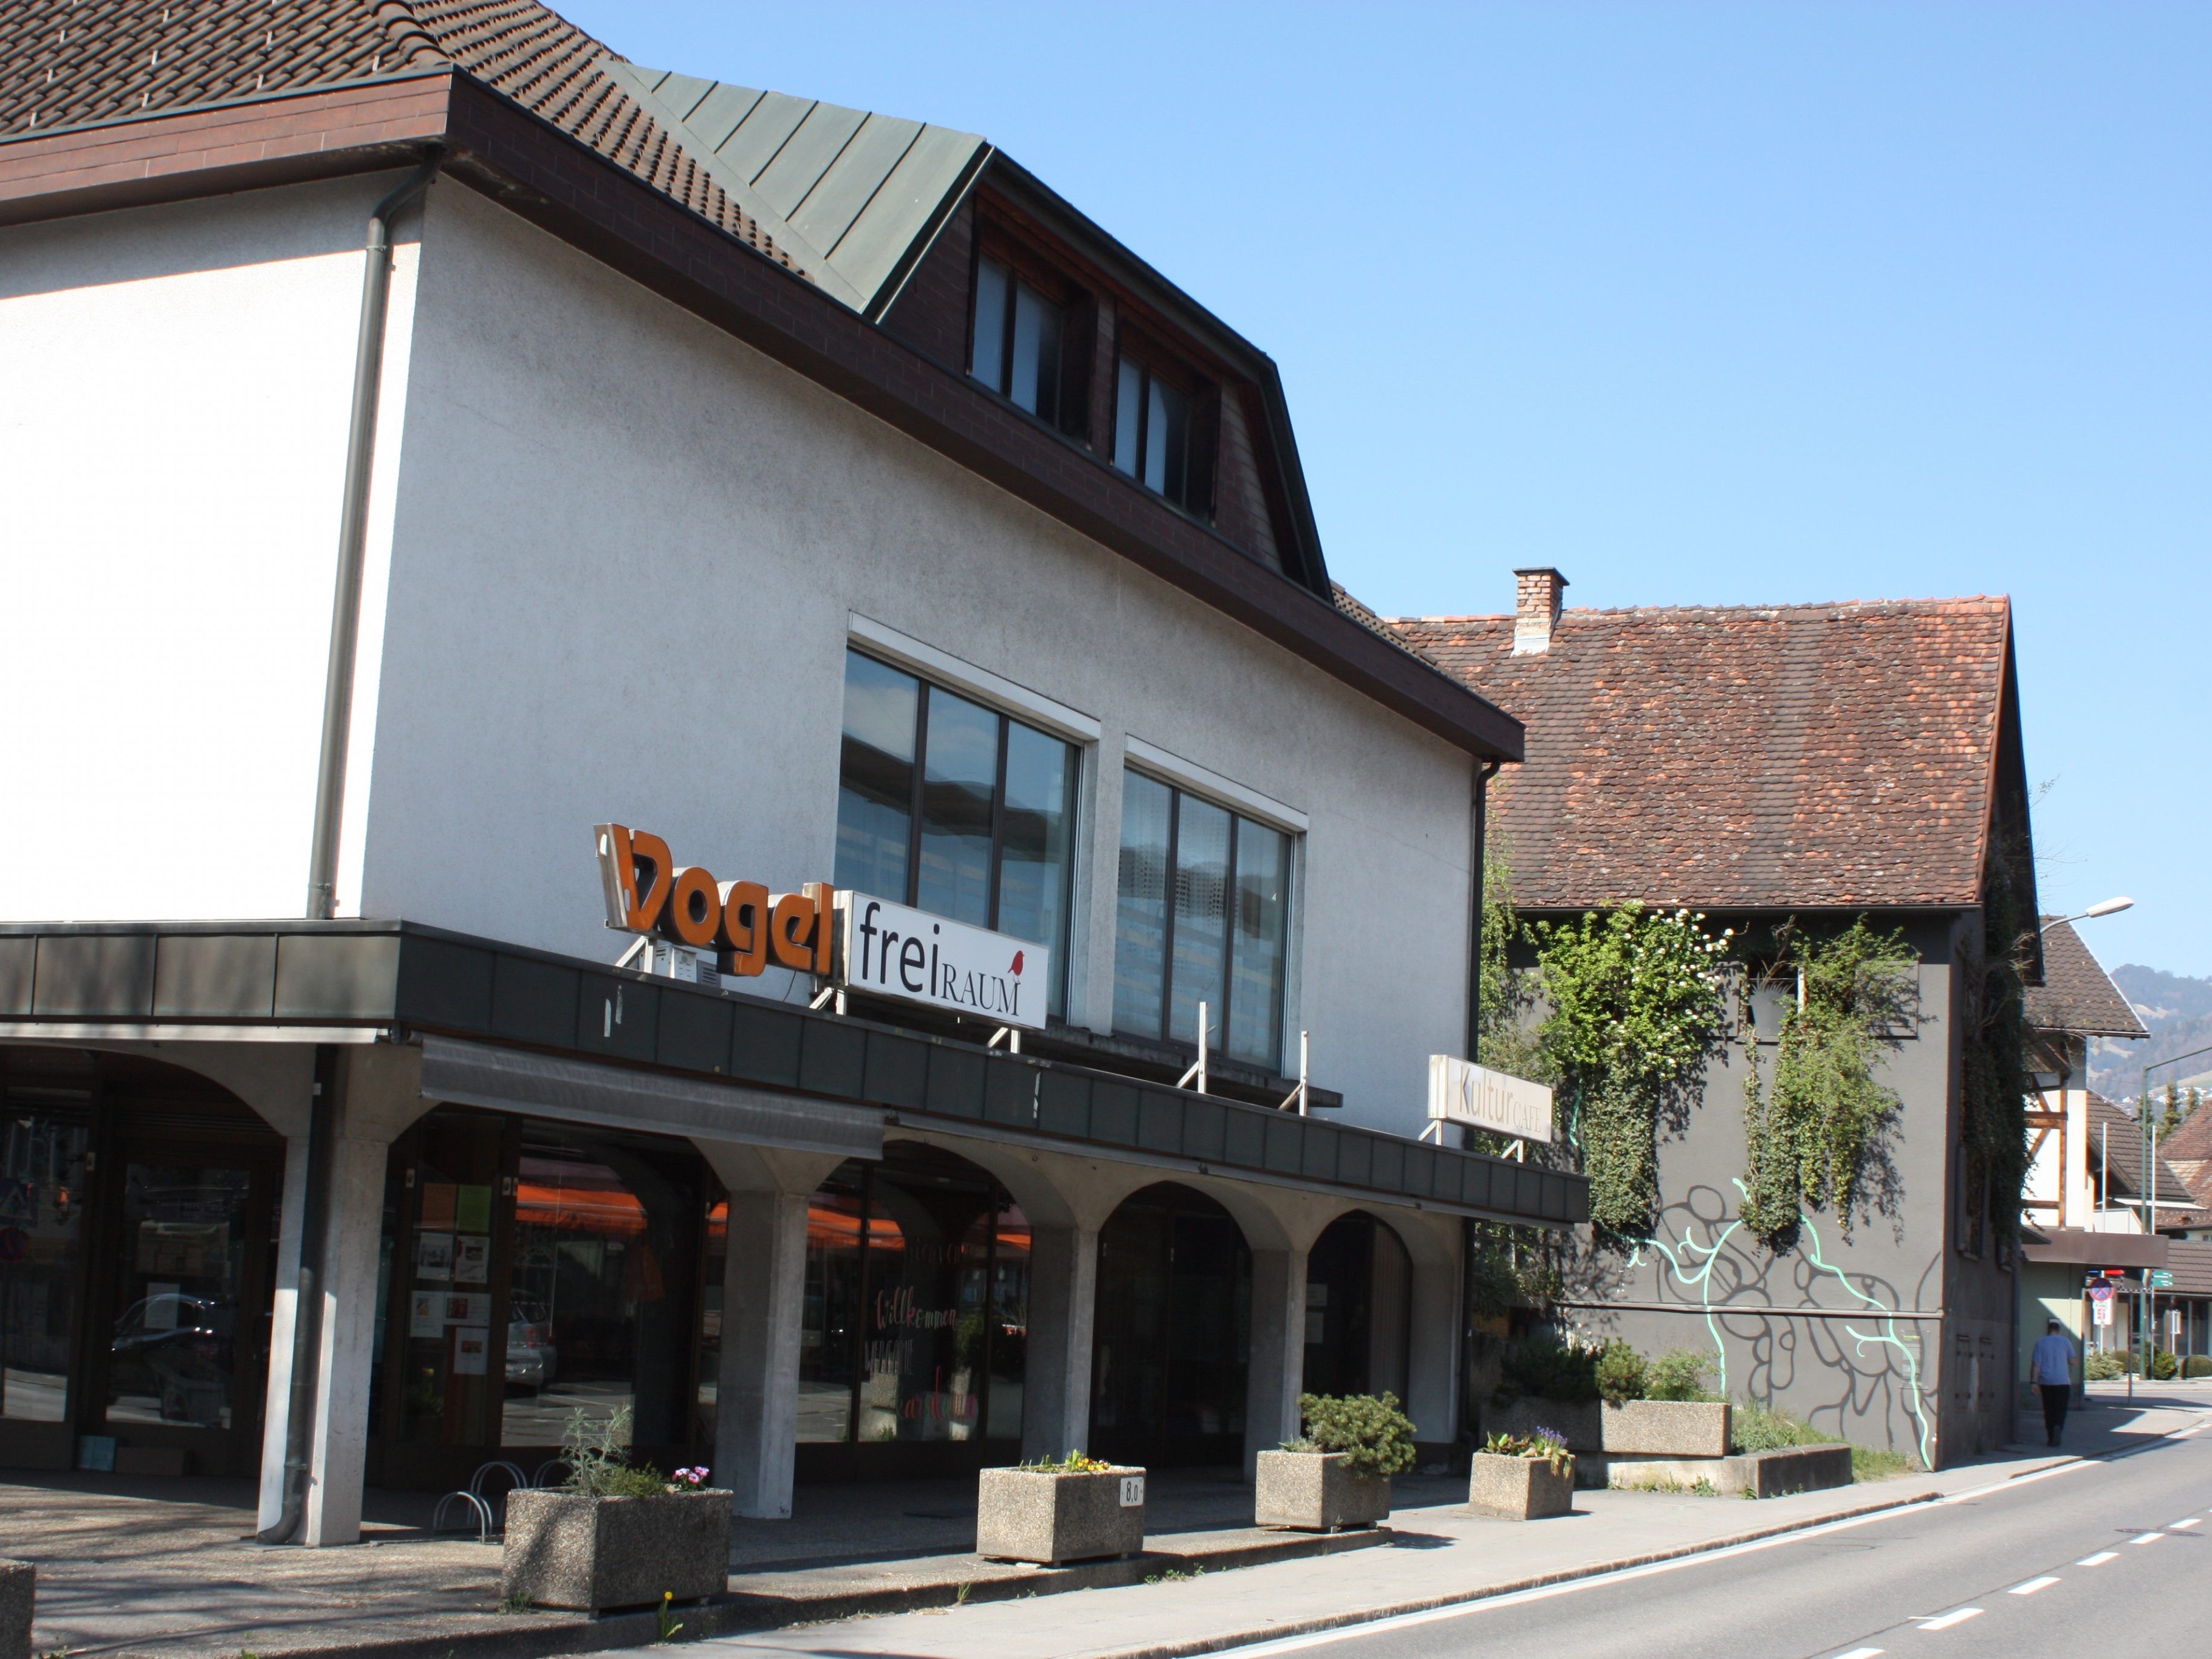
[594, 824, 1049, 1030]
[1427, 1055, 1554, 1143]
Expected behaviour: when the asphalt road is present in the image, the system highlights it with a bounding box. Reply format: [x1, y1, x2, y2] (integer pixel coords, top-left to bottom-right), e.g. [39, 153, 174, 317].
[1225, 1426, 2212, 1659]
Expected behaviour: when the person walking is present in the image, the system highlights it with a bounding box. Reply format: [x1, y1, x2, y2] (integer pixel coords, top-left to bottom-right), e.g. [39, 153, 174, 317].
[2032, 1317, 2077, 1446]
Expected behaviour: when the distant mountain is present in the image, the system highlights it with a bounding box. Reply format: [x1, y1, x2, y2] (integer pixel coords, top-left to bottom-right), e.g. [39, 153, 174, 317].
[2088, 965, 2212, 1098]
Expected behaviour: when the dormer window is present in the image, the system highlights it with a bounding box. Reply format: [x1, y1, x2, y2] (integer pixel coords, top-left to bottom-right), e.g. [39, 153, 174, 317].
[1113, 354, 1191, 507]
[970, 254, 1064, 422]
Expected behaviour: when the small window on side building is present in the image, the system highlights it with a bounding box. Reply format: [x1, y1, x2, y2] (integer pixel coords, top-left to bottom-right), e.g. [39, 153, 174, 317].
[971, 255, 1064, 423]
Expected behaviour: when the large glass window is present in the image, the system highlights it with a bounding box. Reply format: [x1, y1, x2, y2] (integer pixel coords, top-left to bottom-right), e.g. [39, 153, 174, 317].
[834, 649, 1080, 1016]
[971, 255, 1063, 422]
[1114, 772, 1293, 1069]
[1113, 356, 1191, 506]
[796, 1144, 1028, 1445]
[1, 1115, 87, 1423]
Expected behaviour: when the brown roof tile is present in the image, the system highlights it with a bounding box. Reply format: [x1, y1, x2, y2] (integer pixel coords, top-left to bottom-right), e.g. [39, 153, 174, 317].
[2086, 1093, 2196, 1205]
[1388, 597, 2015, 911]
[0, 1, 808, 275]
[2027, 918, 2148, 1039]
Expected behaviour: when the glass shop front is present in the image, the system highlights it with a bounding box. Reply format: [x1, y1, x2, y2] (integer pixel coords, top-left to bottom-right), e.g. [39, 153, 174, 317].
[365, 1117, 1036, 1488]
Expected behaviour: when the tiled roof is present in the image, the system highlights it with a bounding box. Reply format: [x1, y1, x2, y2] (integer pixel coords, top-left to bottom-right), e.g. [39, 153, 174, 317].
[2162, 1103, 2212, 1166]
[1388, 597, 2015, 911]
[2162, 1238, 2212, 1296]
[2027, 919, 2149, 1038]
[0, 1, 812, 275]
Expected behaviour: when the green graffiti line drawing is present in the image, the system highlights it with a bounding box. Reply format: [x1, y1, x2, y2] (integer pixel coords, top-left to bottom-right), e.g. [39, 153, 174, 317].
[1626, 1218, 1741, 1396]
[1628, 1184, 1934, 1468]
[1793, 1211, 1934, 1468]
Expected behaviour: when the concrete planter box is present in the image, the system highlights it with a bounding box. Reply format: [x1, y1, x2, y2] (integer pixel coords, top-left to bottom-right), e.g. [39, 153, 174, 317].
[1253, 1451, 1392, 1531]
[0, 1558, 29, 1659]
[1601, 1443, 1854, 1497]
[976, 1466, 1146, 1565]
[1493, 1398, 1729, 1457]
[1467, 1452, 1575, 1520]
[1491, 1398, 1602, 1452]
[501, 1488, 732, 1613]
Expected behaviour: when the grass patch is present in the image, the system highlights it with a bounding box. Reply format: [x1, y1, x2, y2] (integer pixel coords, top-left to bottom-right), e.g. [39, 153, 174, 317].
[1850, 1445, 1914, 1481]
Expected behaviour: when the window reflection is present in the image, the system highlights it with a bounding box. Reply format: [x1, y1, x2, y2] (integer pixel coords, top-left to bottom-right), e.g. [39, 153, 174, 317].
[1, 1116, 86, 1424]
[106, 1165, 250, 1429]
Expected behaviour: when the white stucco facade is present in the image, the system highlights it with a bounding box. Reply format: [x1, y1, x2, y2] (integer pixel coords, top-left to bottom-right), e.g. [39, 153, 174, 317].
[0, 172, 1481, 1139]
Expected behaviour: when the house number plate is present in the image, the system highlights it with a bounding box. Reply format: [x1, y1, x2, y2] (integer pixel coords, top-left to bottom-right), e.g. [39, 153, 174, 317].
[1119, 1476, 1145, 1508]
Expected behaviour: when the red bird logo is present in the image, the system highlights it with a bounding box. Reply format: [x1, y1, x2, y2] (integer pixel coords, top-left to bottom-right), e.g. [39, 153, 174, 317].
[1009, 951, 1025, 976]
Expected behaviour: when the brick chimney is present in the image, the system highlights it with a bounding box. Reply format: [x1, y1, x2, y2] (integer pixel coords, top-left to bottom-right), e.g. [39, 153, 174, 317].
[1512, 567, 1568, 655]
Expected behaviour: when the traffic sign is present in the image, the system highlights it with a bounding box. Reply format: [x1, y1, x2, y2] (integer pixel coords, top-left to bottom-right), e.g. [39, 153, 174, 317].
[2089, 1281, 2114, 1302]
[2149, 1269, 2174, 1290]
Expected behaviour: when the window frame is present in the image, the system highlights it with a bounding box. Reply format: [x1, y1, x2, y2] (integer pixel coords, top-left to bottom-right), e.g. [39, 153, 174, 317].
[1115, 767, 1298, 1072]
[967, 236, 1080, 433]
[837, 647, 1084, 1019]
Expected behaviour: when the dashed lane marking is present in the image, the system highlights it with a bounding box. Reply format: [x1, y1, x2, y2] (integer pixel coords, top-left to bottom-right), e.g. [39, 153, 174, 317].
[2173, 1517, 2202, 1529]
[1918, 1609, 1983, 1631]
[1832, 1649, 1885, 1658]
[2078, 1551, 2118, 1566]
[2131, 1531, 2164, 1544]
[2007, 1576, 2059, 1595]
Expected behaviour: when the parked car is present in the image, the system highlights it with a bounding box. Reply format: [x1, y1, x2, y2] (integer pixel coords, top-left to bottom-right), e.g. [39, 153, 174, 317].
[506, 1310, 558, 1392]
[112, 1291, 235, 1425]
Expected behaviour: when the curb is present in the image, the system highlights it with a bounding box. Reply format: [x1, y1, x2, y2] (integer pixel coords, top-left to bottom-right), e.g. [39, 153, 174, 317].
[1064, 1488, 1945, 1659]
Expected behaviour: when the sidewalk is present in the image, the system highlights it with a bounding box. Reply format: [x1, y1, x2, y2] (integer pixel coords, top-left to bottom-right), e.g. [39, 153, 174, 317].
[7, 1392, 2203, 1659]
[695, 1395, 2212, 1659]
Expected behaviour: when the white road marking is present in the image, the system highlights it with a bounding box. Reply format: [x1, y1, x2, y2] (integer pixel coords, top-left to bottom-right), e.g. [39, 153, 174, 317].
[1919, 1608, 1983, 1631]
[2172, 1517, 2202, 1529]
[2077, 1551, 2118, 1565]
[2008, 1576, 2060, 1595]
[2131, 1531, 2164, 1545]
[1832, 1649, 1885, 1658]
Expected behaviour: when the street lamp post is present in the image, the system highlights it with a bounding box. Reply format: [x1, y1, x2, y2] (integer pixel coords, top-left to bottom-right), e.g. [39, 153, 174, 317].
[2137, 1041, 2212, 1380]
[2039, 897, 2133, 934]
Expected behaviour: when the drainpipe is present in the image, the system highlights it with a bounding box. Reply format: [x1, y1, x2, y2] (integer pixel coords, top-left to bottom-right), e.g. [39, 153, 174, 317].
[1466, 760, 1501, 1062]
[258, 1047, 339, 1544]
[304, 154, 443, 920]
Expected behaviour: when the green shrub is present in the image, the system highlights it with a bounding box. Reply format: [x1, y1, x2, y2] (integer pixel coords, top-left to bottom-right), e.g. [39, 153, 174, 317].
[1595, 1340, 1648, 1404]
[2152, 1349, 2179, 1381]
[1483, 1428, 1574, 1478]
[2086, 1347, 2137, 1380]
[1728, 1398, 1821, 1454]
[1289, 1392, 1419, 1477]
[1646, 1349, 1718, 1402]
[1495, 1336, 1600, 1405]
[2185, 1355, 2212, 1380]
[558, 1404, 668, 1497]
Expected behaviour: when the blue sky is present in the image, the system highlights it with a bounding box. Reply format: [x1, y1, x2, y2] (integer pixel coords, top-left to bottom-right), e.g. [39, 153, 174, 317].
[566, 2, 2210, 976]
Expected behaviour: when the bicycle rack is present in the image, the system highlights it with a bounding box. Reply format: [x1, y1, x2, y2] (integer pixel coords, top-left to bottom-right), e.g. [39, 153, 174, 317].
[532, 1457, 574, 1488]
[468, 1459, 530, 1525]
[430, 1488, 496, 1544]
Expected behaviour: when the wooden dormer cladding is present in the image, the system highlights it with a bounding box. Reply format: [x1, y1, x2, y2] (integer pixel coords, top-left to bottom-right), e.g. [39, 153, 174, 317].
[880, 186, 1291, 578]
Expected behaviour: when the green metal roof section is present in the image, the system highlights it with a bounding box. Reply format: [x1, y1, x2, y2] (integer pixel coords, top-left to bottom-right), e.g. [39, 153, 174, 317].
[600, 60, 989, 320]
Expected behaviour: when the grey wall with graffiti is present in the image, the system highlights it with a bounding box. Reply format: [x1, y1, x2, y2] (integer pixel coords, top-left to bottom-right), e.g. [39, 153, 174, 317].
[1541, 912, 2018, 1469]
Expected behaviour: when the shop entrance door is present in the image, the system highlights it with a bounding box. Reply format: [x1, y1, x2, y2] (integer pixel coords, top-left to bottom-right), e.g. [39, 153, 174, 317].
[89, 1140, 280, 1476]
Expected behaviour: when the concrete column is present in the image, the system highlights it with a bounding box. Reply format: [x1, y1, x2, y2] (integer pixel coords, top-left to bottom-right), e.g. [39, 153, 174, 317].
[693, 1143, 844, 1521]
[1403, 1249, 1462, 1448]
[714, 1188, 810, 1518]
[256, 1126, 314, 1531]
[1244, 1245, 1309, 1477]
[1021, 1223, 1099, 1460]
[302, 1045, 429, 1547]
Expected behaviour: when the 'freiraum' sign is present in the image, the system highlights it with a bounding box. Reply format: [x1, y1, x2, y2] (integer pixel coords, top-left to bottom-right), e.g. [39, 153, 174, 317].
[843, 894, 1047, 1031]
[595, 824, 1047, 1028]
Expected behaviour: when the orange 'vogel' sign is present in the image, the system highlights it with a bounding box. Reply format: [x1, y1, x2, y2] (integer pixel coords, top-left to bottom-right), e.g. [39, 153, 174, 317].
[594, 823, 832, 978]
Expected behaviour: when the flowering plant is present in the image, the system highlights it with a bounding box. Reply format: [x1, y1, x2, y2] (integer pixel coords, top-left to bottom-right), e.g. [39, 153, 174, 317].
[668, 1466, 710, 1489]
[1484, 1428, 1575, 1479]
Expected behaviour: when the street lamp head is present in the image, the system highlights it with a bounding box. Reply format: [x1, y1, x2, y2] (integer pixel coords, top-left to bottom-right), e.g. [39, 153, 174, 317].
[2083, 896, 2134, 919]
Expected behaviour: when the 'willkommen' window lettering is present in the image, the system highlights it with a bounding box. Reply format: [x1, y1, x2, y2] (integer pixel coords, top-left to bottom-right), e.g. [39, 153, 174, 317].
[834, 649, 1078, 1018]
[1113, 771, 1290, 1068]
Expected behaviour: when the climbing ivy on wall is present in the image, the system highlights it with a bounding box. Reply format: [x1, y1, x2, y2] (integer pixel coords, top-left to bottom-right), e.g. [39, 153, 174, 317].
[1530, 905, 1731, 1239]
[1961, 845, 2033, 1248]
[1739, 918, 1919, 1245]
